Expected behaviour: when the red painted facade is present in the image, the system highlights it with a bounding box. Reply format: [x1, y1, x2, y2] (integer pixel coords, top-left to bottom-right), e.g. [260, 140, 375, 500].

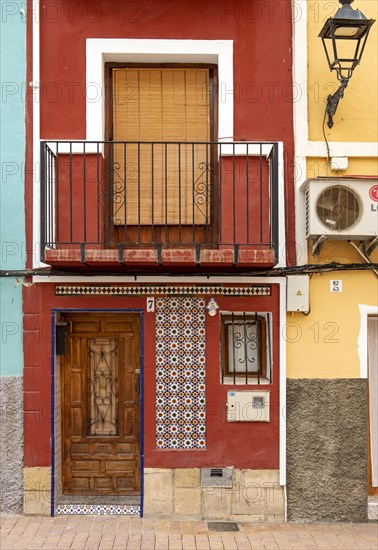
[24, 0, 294, 481]
[32, 0, 295, 268]
[23, 283, 280, 468]
[25, 0, 296, 267]
[38, 1, 293, 144]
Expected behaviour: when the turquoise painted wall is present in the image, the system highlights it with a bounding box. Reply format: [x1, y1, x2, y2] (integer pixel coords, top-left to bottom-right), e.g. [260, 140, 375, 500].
[1, 0, 26, 268]
[0, 279, 23, 376]
[0, 1, 26, 376]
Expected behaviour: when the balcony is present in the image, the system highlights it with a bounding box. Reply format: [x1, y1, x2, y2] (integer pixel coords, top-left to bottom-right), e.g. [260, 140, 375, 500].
[40, 141, 280, 271]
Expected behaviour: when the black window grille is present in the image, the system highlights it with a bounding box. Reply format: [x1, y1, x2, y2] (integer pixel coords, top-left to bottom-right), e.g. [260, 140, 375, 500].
[220, 312, 272, 384]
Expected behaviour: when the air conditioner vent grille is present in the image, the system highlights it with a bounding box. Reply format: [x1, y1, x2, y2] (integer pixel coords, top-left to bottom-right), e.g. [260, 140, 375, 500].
[316, 185, 361, 231]
[305, 188, 310, 236]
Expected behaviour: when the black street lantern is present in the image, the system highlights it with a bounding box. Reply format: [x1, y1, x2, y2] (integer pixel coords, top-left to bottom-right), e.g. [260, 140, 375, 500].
[319, 0, 375, 128]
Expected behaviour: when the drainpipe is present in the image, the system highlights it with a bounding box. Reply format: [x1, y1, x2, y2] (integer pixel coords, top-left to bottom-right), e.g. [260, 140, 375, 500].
[279, 278, 287, 521]
[32, 0, 41, 269]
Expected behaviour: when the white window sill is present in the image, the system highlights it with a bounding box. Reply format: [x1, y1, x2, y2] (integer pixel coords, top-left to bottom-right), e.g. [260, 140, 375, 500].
[221, 377, 271, 386]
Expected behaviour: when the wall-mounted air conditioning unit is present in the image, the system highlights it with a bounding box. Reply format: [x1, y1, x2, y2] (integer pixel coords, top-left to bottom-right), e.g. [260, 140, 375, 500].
[304, 178, 378, 240]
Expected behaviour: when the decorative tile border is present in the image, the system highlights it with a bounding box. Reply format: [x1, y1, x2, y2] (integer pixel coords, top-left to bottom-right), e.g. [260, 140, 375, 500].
[155, 297, 206, 449]
[55, 504, 140, 516]
[55, 285, 271, 296]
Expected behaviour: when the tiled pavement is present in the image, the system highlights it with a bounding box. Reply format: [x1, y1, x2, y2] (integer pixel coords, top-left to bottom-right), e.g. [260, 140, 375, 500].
[1, 515, 377, 550]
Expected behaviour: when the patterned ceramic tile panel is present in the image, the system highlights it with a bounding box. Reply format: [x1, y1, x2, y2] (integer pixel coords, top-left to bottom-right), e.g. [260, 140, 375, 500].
[55, 505, 140, 515]
[55, 285, 271, 296]
[155, 297, 206, 449]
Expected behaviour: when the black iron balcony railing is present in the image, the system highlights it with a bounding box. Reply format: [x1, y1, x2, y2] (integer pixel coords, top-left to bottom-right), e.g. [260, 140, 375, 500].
[40, 141, 280, 265]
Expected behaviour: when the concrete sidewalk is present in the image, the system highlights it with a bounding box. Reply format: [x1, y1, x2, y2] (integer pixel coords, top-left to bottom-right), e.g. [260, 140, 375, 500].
[1, 515, 377, 550]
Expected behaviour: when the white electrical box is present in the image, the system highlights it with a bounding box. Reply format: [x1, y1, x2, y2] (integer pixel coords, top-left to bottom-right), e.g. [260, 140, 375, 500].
[286, 275, 310, 312]
[227, 391, 270, 422]
[330, 157, 348, 171]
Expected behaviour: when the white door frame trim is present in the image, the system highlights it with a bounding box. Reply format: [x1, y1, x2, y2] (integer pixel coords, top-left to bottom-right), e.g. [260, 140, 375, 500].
[358, 304, 378, 379]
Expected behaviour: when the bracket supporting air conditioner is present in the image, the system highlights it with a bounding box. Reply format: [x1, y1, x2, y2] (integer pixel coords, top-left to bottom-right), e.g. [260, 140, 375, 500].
[312, 235, 327, 256]
[349, 241, 378, 279]
[359, 236, 378, 258]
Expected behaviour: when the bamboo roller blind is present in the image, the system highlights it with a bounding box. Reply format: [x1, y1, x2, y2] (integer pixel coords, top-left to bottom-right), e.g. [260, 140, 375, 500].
[112, 68, 210, 225]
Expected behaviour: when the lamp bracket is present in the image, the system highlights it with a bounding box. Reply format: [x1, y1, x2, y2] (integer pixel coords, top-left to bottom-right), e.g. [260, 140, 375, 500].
[326, 78, 349, 128]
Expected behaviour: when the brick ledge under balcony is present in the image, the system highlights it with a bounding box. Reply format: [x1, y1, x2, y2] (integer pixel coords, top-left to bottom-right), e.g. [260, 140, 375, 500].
[43, 245, 276, 270]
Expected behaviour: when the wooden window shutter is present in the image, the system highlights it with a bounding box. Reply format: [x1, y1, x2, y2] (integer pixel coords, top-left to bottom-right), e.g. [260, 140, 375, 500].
[112, 68, 210, 225]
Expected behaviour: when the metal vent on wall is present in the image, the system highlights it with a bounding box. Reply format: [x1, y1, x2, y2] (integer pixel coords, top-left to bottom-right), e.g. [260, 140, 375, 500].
[316, 185, 361, 231]
[305, 187, 310, 236]
[201, 467, 233, 487]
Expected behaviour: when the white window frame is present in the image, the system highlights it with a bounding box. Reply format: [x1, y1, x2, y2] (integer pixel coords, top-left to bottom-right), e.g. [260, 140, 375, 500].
[86, 39, 234, 142]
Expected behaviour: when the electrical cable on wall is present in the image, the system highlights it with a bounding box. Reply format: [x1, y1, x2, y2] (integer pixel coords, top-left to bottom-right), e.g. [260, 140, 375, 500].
[322, 104, 331, 163]
[1, 262, 378, 279]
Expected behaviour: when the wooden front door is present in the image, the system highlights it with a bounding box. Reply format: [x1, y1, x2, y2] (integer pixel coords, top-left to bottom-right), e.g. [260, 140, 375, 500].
[61, 313, 141, 495]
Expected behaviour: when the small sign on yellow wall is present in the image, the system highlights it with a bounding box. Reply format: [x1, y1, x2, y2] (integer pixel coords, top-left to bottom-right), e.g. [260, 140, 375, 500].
[330, 280, 342, 293]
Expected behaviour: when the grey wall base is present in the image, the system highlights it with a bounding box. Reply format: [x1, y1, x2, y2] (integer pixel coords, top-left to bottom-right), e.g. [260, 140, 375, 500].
[287, 379, 367, 522]
[0, 377, 23, 513]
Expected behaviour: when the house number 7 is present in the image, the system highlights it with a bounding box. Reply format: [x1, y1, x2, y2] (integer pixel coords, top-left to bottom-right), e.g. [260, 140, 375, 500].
[147, 297, 155, 312]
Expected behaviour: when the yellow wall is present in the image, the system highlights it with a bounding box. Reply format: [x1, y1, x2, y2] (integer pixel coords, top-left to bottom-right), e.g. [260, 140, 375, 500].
[287, 241, 378, 378]
[306, 157, 378, 178]
[290, 150, 378, 378]
[307, 0, 378, 142]
[290, 3, 377, 379]
[289, 150, 378, 378]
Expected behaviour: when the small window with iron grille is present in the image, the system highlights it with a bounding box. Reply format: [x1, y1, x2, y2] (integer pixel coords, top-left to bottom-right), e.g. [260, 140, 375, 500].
[220, 312, 272, 384]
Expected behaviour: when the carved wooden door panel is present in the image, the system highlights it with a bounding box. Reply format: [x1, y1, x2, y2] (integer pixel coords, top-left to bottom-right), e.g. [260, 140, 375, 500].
[61, 313, 140, 495]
